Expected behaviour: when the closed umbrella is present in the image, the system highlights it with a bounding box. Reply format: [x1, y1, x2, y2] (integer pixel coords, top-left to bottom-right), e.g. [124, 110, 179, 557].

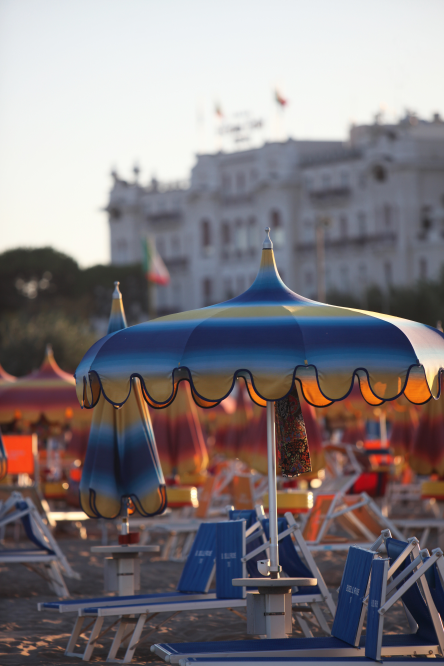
[76, 229, 444, 580]
[79, 283, 166, 518]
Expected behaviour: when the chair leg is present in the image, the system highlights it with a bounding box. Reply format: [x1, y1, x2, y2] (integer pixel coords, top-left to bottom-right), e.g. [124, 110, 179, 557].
[107, 619, 132, 661]
[122, 614, 148, 663]
[293, 612, 313, 637]
[46, 561, 70, 597]
[65, 616, 86, 656]
[82, 617, 104, 661]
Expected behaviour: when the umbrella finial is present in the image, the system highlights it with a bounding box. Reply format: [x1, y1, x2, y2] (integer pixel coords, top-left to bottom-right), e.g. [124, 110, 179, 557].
[112, 282, 122, 300]
[437, 320, 443, 333]
[263, 227, 273, 250]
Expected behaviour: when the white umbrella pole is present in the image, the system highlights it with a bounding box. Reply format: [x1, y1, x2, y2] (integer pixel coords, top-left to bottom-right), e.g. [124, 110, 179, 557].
[266, 401, 280, 578]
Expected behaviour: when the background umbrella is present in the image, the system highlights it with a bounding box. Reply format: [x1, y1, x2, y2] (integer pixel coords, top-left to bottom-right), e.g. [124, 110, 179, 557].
[76, 229, 444, 579]
[150, 381, 209, 485]
[0, 428, 7, 480]
[389, 398, 419, 458]
[80, 283, 166, 518]
[409, 377, 444, 476]
[0, 344, 91, 434]
[214, 383, 253, 460]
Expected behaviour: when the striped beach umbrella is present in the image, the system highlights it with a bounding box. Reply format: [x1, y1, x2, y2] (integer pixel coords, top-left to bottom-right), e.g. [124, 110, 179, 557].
[0, 345, 90, 431]
[150, 381, 209, 484]
[80, 283, 166, 518]
[75, 229, 444, 579]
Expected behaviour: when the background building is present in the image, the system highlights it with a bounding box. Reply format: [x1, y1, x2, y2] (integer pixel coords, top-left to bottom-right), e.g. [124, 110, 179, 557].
[108, 112, 444, 314]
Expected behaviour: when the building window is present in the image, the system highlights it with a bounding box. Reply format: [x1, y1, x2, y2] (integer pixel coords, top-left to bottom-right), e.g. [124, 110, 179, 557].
[234, 220, 248, 251]
[221, 221, 231, 247]
[247, 217, 257, 249]
[383, 205, 393, 228]
[358, 212, 367, 237]
[384, 262, 392, 285]
[305, 271, 314, 287]
[203, 278, 213, 306]
[340, 266, 349, 292]
[236, 172, 246, 192]
[171, 236, 180, 256]
[340, 172, 349, 187]
[156, 237, 166, 256]
[222, 174, 231, 193]
[270, 210, 284, 248]
[201, 219, 213, 256]
[224, 277, 234, 300]
[339, 215, 348, 238]
[419, 257, 427, 281]
[236, 275, 245, 294]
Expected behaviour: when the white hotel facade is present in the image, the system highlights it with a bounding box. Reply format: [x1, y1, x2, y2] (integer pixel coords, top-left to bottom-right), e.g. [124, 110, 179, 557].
[107, 113, 444, 316]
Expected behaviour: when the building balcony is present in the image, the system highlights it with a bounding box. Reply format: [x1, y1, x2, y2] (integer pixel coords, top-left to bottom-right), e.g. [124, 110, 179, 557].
[163, 256, 189, 271]
[146, 210, 183, 224]
[295, 232, 397, 253]
[308, 186, 351, 205]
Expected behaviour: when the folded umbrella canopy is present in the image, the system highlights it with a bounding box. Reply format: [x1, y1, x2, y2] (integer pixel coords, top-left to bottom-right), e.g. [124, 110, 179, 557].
[76, 229, 444, 578]
[79, 283, 166, 518]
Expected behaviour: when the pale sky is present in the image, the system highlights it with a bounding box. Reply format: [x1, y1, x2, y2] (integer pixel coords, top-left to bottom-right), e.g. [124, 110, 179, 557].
[1, 0, 443, 267]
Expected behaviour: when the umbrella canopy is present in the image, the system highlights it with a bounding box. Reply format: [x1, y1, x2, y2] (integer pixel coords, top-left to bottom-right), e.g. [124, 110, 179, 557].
[75, 229, 444, 580]
[76, 234, 444, 412]
[80, 283, 166, 518]
[0, 345, 90, 429]
[410, 377, 444, 476]
[150, 381, 209, 483]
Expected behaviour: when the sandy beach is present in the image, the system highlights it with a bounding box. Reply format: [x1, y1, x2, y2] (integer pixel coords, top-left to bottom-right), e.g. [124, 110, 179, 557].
[0, 523, 413, 666]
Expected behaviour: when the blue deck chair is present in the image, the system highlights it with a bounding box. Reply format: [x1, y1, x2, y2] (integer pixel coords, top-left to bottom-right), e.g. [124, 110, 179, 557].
[42, 521, 218, 659]
[177, 660, 444, 666]
[152, 535, 437, 664]
[230, 507, 335, 635]
[0, 494, 76, 596]
[71, 519, 249, 662]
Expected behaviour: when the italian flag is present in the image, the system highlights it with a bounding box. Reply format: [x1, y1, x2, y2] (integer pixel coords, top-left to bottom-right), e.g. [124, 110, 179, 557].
[142, 236, 170, 285]
[275, 89, 288, 107]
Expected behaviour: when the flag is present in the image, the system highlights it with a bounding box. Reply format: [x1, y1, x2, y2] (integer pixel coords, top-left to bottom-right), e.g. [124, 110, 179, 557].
[275, 89, 288, 107]
[142, 236, 170, 285]
[215, 102, 224, 118]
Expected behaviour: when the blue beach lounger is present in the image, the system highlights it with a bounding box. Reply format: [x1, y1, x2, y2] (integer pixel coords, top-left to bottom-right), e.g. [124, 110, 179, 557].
[174, 548, 444, 666]
[39, 521, 218, 615]
[70, 519, 250, 662]
[152, 536, 444, 664]
[0, 493, 78, 597]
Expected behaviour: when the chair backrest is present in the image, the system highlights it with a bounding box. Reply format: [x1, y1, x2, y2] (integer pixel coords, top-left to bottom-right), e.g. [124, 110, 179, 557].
[386, 537, 438, 643]
[194, 476, 216, 519]
[331, 545, 376, 646]
[261, 517, 321, 595]
[176, 522, 217, 594]
[229, 509, 267, 578]
[303, 494, 335, 542]
[16, 501, 54, 553]
[215, 520, 246, 600]
[232, 476, 254, 511]
[424, 557, 444, 619]
[365, 557, 389, 660]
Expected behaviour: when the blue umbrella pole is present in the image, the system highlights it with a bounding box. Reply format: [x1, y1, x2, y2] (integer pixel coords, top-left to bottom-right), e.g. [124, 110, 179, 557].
[266, 401, 280, 577]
